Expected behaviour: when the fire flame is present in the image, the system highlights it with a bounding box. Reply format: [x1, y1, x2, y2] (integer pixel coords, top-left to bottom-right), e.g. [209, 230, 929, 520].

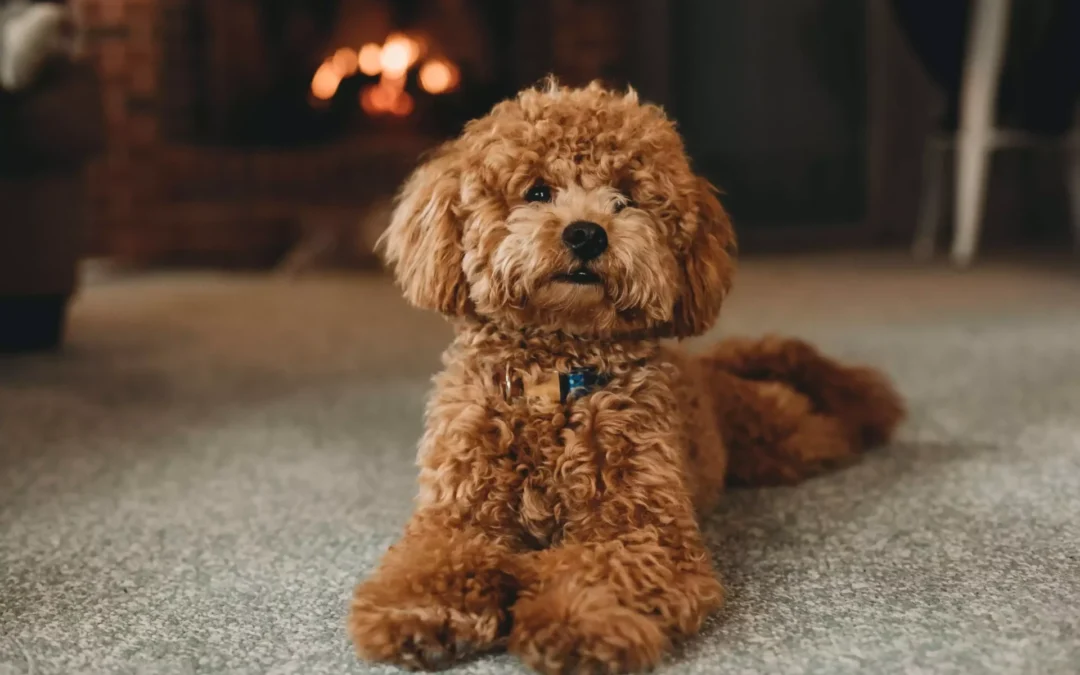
[358, 43, 382, 76]
[312, 32, 452, 117]
[361, 75, 413, 118]
[331, 47, 358, 77]
[310, 62, 340, 101]
[419, 58, 459, 95]
[380, 33, 421, 79]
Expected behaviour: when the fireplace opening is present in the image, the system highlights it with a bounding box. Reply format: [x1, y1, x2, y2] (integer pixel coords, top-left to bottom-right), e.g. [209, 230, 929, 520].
[162, 0, 529, 148]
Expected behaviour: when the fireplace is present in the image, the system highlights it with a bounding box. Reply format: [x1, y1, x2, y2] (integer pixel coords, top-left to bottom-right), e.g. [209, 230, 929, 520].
[75, 0, 657, 266]
[159, 0, 531, 148]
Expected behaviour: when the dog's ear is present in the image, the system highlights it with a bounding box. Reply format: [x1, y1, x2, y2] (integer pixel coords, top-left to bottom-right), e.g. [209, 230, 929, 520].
[670, 177, 736, 337]
[378, 146, 469, 315]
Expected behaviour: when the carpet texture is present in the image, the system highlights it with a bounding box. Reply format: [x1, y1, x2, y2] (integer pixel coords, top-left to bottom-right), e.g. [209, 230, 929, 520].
[2, 257, 1079, 674]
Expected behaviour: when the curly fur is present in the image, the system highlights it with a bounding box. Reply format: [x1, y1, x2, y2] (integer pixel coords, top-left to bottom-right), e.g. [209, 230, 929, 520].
[351, 80, 905, 674]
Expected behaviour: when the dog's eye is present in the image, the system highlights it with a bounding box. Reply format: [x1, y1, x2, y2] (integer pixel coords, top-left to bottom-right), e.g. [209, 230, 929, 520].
[525, 183, 552, 203]
[613, 197, 637, 214]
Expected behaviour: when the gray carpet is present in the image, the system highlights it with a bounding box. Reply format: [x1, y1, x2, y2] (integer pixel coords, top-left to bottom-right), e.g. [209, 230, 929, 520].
[2, 256, 1079, 674]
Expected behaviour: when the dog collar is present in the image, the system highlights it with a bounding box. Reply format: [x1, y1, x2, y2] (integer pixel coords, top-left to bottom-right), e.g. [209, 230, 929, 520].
[500, 364, 611, 404]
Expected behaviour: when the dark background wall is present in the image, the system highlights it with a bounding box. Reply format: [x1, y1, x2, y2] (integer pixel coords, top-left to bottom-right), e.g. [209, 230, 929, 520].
[673, 0, 867, 231]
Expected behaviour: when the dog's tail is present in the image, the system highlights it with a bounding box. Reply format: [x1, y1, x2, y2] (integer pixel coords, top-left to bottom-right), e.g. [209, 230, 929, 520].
[698, 336, 905, 486]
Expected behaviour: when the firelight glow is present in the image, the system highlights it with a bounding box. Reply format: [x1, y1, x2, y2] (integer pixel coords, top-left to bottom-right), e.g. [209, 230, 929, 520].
[360, 80, 413, 118]
[313, 32, 451, 115]
[331, 47, 358, 77]
[380, 33, 420, 79]
[396, 33, 423, 66]
[310, 62, 341, 100]
[419, 59, 459, 95]
[358, 43, 382, 76]
[390, 91, 415, 117]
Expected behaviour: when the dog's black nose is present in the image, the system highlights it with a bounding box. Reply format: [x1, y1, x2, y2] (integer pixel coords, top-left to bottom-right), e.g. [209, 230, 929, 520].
[562, 221, 608, 261]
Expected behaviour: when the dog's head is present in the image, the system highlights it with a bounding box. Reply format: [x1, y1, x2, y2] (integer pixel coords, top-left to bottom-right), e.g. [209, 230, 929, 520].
[379, 81, 735, 338]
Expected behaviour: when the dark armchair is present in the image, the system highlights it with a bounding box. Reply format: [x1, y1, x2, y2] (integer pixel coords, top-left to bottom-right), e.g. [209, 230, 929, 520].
[0, 61, 105, 351]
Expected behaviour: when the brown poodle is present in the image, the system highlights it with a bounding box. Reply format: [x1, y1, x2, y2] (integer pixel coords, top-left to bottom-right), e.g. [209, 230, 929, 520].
[349, 81, 904, 674]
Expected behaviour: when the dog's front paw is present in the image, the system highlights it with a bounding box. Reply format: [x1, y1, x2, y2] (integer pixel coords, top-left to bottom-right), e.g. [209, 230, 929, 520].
[509, 585, 668, 675]
[349, 579, 511, 669]
[348, 529, 521, 669]
[349, 602, 465, 670]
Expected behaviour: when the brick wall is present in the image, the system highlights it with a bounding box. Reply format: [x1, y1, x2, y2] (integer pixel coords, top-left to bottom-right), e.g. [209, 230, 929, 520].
[74, 0, 160, 257]
[551, 0, 634, 88]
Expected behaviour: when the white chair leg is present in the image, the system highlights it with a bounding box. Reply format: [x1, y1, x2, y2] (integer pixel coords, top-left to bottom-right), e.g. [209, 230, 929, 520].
[953, 134, 993, 267]
[913, 138, 947, 260]
[952, 0, 1012, 267]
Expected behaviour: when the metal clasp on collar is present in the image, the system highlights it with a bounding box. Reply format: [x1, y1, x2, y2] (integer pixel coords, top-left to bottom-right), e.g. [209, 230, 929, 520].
[500, 364, 609, 404]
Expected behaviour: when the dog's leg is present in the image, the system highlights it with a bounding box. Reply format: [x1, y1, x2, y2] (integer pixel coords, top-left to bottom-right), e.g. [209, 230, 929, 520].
[510, 534, 722, 675]
[702, 336, 905, 485]
[349, 516, 521, 669]
[507, 430, 723, 675]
